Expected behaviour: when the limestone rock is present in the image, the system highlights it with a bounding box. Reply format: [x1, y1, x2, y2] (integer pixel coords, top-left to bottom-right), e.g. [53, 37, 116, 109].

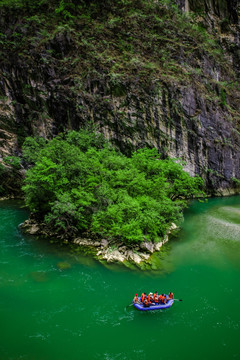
[140, 241, 155, 253]
[126, 250, 142, 264]
[119, 246, 127, 252]
[21, 220, 40, 235]
[101, 239, 109, 248]
[154, 241, 163, 251]
[73, 238, 100, 247]
[28, 224, 40, 235]
[167, 223, 178, 234]
[138, 252, 150, 261]
[163, 235, 169, 244]
[102, 249, 125, 263]
[73, 238, 90, 246]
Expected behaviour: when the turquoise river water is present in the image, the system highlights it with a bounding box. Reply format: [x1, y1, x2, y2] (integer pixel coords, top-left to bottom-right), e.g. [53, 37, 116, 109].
[0, 196, 240, 360]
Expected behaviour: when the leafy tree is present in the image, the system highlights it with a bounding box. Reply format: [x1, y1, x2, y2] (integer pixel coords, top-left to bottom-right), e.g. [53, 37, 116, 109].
[22, 130, 205, 243]
[22, 136, 46, 165]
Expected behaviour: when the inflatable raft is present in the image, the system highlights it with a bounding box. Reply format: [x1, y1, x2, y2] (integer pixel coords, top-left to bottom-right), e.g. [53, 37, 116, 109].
[133, 297, 174, 311]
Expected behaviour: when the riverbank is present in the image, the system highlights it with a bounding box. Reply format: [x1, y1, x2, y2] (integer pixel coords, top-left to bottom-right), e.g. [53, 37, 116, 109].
[6, 186, 240, 269]
[20, 219, 178, 268]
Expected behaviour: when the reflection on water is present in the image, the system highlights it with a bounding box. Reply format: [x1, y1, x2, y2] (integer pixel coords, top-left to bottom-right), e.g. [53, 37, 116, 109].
[30, 271, 50, 283]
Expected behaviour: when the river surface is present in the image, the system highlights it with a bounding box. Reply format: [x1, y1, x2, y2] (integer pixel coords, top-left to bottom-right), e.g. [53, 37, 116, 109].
[0, 196, 240, 360]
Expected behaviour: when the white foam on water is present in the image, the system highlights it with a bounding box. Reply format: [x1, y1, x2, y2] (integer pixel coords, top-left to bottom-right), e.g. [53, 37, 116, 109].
[215, 206, 240, 214]
[205, 215, 240, 241]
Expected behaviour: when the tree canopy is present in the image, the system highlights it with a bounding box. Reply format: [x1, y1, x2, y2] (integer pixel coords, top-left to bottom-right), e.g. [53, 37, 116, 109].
[22, 130, 205, 243]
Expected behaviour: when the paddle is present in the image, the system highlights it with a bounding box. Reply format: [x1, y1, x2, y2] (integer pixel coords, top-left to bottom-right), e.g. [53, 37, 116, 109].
[127, 301, 141, 307]
[172, 298, 183, 302]
[128, 299, 146, 307]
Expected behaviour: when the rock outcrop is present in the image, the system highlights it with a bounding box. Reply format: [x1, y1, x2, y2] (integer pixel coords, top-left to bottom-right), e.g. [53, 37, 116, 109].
[20, 219, 178, 266]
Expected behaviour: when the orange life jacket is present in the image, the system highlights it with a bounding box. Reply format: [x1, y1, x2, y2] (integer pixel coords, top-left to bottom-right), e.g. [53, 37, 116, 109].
[159, 295, 166, 304]
[169, 292, 173, 299]
[153, 293, 158, 302]
[141, 293, 145, 302]
[148, 294, 153, 302]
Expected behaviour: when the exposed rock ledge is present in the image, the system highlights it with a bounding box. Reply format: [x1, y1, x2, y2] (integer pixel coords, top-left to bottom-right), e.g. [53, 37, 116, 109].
[20, 220, 178, 265]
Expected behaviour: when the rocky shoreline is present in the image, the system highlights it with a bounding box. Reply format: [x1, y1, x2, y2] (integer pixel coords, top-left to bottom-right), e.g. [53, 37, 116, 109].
[20, 219, 178, 267]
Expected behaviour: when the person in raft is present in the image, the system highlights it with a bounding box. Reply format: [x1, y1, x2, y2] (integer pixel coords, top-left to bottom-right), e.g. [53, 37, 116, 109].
[133, 294, 140, 303]
[141, 292, 147, 303]
[159, 294, 167, 304]
[143, 297, 150, 307]
[153, 291, 159, 304]
[148, 292, 154, 303]
[168, 292, 174, 300]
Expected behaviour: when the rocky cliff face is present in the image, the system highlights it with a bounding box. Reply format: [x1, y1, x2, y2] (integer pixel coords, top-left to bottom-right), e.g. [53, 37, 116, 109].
[177, 0, 240, 75]
[0, 0, 240, 195]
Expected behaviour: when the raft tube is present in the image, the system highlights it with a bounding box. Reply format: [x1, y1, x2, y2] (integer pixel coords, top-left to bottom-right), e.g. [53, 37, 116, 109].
[133, 297, 174, 311]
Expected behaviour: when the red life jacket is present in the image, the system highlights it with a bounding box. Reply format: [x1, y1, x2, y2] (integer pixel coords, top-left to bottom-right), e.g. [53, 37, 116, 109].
[169, 292, 173, 299]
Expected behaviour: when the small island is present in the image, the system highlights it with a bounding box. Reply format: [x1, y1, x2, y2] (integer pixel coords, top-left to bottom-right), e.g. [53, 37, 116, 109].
[21, 129, 205, 267]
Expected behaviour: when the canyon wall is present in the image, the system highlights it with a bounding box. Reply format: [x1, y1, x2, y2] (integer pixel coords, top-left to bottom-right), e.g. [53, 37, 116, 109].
[0, 0, 239, 194]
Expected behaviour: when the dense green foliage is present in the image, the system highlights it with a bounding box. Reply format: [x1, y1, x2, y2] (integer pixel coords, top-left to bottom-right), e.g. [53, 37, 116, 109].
[23, 130, 205, 243]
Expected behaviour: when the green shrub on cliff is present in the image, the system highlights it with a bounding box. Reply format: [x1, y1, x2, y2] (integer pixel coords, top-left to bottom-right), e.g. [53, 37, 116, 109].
[3, 156, 21, 169]
[22, 130, 205, 243]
